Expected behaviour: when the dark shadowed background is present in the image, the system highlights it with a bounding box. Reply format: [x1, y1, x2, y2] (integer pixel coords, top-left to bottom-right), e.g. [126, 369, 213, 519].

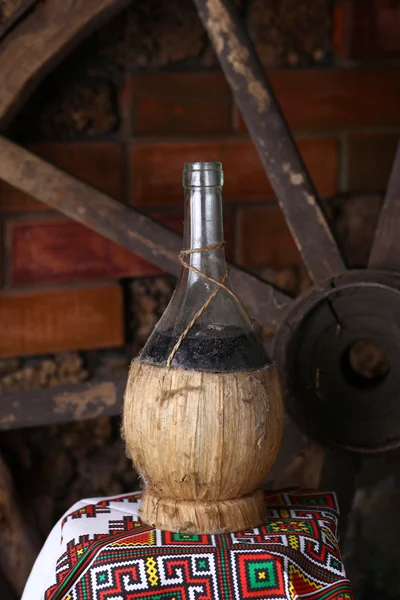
[1, 0, 400, 597]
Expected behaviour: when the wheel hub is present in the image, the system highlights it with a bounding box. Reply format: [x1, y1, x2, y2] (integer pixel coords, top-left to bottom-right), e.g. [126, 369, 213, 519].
[274, 270, 400, 454]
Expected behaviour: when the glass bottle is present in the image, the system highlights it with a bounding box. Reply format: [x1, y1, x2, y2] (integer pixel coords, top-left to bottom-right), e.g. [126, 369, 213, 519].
[139, 161, 270, 373]
[124, 161, 283, 534]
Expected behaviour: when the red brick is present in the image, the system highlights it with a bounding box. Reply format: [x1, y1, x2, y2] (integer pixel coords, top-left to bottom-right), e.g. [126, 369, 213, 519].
[334, 0, 400, 60]
[9, 211, 234, 287]
[131, 138, 338, 206]
[0, 142, 125, 212]
[153, 210, 235, 261]
[9, 218, 163, 286]
[346, 132, 398, 192]
[0, 284, 124, 358]
[235, 66, 400, 132]
[237, 205, 302, 268]
[0, 183, 47, 212]
[153, 212, 185, 235]
[130, 72, 232, 135]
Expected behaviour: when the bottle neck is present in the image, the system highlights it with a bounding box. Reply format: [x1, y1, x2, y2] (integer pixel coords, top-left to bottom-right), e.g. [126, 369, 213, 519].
[138, 162, 270, 370]
[183, 185, 227, 282]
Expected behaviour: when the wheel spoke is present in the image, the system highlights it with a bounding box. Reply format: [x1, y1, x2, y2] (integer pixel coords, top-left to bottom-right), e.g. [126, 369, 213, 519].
[369, 139, 400, 270]
[193, 0, 345, 283]
[267, 424, 360, 543]
[0, 0, 132, 128]
[266, 424, 361, 542]
[0, 136, 292, 332]
[265, 415, 310, 487]
[319, 449, 360, 541]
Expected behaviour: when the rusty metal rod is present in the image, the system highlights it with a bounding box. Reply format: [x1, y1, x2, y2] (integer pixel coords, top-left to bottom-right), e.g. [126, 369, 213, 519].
[193, 0, 345, 283]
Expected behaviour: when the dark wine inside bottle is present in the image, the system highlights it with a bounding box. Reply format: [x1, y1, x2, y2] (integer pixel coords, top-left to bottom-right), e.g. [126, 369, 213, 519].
[140, 324, 270, 372]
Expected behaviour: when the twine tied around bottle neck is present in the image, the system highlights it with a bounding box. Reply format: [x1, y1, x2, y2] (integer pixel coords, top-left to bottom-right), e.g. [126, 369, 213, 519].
[166, 242, 251, 368]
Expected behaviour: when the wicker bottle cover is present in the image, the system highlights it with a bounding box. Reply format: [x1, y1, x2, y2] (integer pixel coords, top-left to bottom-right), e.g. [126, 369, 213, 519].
[123, 162, 284, 533]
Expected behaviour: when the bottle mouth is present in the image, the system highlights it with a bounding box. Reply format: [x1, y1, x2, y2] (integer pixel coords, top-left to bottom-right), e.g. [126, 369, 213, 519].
[183, 161, 224, 188]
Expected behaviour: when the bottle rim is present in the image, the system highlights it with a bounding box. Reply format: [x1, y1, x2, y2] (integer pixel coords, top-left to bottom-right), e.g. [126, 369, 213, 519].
[182, 162, 224, 188]
[183, 161, 222, 172]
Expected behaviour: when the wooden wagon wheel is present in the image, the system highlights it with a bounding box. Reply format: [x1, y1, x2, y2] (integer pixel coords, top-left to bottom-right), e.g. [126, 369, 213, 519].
[0, 0, 398, 545]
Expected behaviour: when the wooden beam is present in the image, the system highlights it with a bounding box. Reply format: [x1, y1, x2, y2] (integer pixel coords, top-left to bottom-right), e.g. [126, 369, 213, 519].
[319, 448, 360, 540]
[0, 378, 126, 431]
[0, 136, 292, 331]
[0, 0, 133, 129]
[193, 0, 346, 283]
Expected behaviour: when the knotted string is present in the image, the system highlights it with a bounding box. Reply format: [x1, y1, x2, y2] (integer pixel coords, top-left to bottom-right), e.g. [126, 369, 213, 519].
[166, 242, 251, 368]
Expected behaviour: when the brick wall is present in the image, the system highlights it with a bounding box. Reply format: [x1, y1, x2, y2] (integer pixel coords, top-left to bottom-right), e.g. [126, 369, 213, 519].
[1, 0, 400, 359]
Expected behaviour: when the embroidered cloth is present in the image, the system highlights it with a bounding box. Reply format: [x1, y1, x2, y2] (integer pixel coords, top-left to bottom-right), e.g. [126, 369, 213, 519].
[25, 489, 354, 599]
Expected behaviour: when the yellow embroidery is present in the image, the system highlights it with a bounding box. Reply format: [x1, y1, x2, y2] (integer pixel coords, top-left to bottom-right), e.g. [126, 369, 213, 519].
[258, 572, 266, 580]
[288, 564, 322, 599]
[146, 556, 159, 586]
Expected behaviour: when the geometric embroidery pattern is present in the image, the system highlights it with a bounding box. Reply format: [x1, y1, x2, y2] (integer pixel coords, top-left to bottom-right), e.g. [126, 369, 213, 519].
[44, 489, 354, 599]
